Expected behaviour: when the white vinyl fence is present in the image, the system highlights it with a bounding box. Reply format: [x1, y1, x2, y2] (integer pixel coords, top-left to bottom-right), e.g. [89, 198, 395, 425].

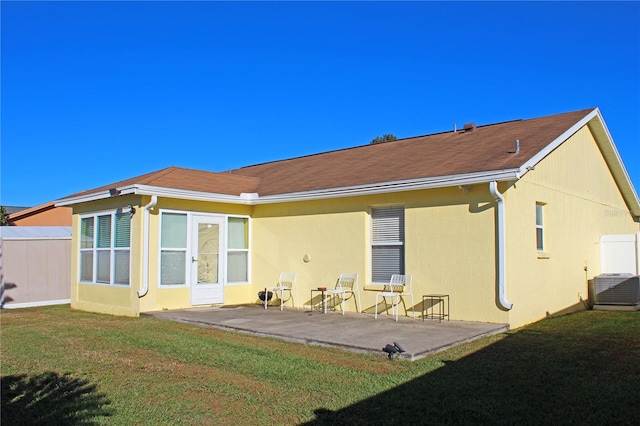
[600, 232, 640, 275]
[1, 226, 71, 308]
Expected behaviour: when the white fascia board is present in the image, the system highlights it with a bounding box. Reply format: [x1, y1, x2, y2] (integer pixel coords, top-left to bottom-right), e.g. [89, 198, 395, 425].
[120, 185, 251, 204]
[55, 190, 115, 206]
[55, 170, 522, 207]
[588, 109, 640, 218]
[55, 185, 245, 206]
[254, 169, 521, 204]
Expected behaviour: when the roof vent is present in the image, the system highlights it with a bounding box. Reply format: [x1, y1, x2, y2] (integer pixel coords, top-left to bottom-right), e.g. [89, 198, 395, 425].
[463, 122, 476, 132]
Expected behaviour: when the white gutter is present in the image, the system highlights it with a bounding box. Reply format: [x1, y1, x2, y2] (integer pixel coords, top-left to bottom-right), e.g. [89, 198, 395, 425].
[489, 181, 513, 310]
[55, 190, 115, 206]
[58, 169, 521, 207]
[137, 195, 158, 298]
[256, 169, 521, 204]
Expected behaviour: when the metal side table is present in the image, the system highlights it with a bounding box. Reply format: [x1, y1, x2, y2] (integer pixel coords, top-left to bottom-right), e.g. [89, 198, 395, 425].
[422, 294, 449, 323]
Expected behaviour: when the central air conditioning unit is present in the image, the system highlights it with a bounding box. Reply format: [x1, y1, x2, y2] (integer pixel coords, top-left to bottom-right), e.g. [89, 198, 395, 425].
[593, 274, 640, 305]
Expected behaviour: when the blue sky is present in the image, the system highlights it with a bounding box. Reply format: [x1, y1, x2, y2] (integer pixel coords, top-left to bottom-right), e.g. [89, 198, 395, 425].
[2, 1, 639, 207]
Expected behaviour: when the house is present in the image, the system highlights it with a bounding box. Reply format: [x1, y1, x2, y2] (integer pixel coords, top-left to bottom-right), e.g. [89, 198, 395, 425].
[56, 108, 640, 328]
[5, 201, 72, 226]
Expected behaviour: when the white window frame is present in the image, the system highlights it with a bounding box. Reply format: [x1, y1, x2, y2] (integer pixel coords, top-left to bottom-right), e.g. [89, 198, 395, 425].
[536, 202, 546, 253]
[159, 210, 189, 287]
[370, 205, 405, 284]
[157, 210, 251, 288]
[226, 215, 251, 285]
[79, 209, 131, 286]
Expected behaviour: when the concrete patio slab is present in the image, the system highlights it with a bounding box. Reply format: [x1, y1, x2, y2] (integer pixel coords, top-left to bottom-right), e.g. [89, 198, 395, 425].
[144, 304, 509, 361]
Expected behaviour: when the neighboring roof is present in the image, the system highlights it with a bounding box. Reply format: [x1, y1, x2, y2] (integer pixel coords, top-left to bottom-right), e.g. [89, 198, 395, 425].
[3, 206, 30, 215]
[6, 201, 57, 220]
[0, 226, 72, 240]
[56, 108, 640, 218]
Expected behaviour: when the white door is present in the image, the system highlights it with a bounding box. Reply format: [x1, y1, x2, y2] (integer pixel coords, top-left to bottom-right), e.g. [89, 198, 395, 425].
[190, 215, 224, 305]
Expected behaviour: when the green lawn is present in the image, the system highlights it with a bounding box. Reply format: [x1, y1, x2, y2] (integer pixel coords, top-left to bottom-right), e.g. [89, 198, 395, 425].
[2, 306, 639, 425]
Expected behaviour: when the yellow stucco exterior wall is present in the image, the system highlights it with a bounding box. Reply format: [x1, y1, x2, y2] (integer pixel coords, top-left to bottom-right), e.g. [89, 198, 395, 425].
[67, 124, 638, 328]
[503, 125, 638, 328]
[70, 195, 143, 316]
[251, 188, 508, 324]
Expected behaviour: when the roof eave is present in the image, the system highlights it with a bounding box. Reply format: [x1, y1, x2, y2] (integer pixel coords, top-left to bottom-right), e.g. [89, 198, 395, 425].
[253, 169, 522, 204]
[56, 190, 115, 207]
[55, 170, 522, 207]
[56, 185, 255, 206]
[120, 184, 257, 204]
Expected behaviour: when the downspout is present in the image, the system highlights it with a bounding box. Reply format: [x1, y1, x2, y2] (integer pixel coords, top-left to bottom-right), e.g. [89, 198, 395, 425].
[489, 182, 513, 310]
[137, 195, 158, 298]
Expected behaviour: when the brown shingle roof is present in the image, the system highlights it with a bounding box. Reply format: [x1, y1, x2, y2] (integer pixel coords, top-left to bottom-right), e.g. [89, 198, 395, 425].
[229, 108, 595, 195]
[61, 108, 596, 201]
[64, 166, 261, 199]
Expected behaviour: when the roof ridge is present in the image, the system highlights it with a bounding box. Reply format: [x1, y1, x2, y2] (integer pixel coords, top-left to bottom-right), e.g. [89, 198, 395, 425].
[234, 108, 596, 171]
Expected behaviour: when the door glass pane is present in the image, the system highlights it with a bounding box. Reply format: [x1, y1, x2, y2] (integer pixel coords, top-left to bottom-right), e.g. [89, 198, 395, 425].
[197, 223, 219, 284]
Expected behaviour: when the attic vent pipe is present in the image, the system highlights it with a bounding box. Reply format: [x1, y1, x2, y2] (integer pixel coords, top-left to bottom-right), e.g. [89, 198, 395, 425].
[515, 139, 520, 154]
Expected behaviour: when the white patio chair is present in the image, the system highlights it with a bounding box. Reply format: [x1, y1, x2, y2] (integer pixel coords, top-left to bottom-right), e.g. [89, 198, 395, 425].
[374, 274, 413, 321]
[264, 272, 297, 311]
[326, 273, 360, 315]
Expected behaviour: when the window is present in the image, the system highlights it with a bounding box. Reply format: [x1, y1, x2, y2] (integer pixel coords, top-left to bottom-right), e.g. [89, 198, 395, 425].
[227, 217, 249, 283]
[371, 206, 405, 283]
[160, 213, 188, 285]
[536, 203, 545, 252]
[80, 211, 131, 285]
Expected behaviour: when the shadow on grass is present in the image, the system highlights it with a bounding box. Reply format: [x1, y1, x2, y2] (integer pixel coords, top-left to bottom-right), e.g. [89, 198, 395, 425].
[1, 372, 112, 425]
[305, 312, 640, 425]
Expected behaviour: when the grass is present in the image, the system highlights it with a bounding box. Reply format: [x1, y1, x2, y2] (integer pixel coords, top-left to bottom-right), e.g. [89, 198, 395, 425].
[1, 306, 639, 425]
